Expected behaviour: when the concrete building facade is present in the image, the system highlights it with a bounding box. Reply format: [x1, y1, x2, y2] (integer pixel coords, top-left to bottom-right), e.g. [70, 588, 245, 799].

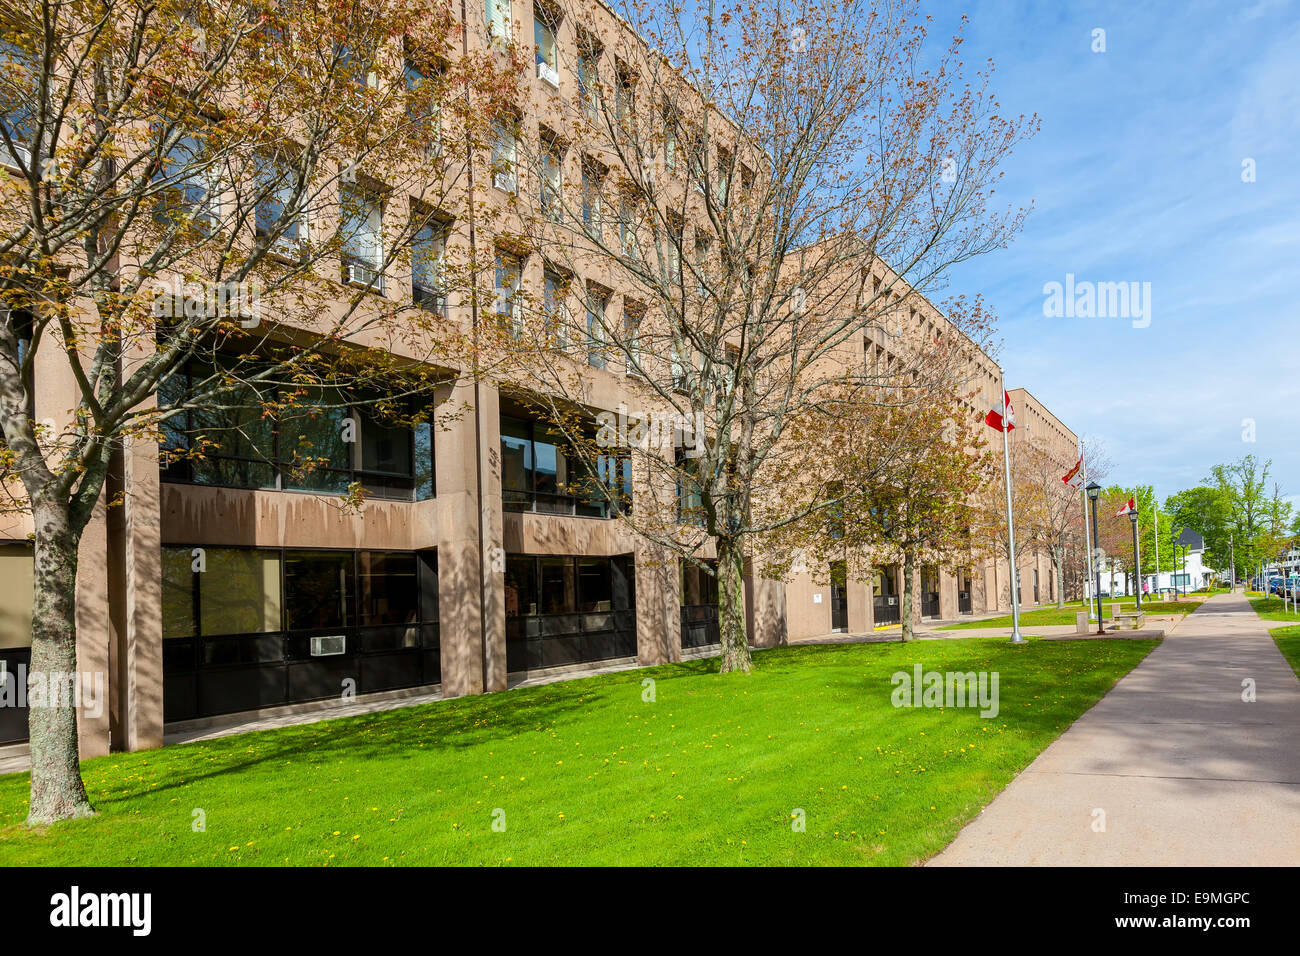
[0, 0, 1079, 755]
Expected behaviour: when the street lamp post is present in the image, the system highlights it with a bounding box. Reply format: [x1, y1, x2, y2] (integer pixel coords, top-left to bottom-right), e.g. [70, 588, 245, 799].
[1129, 510, 1142, 610]
[1087, 482, 1105, 634]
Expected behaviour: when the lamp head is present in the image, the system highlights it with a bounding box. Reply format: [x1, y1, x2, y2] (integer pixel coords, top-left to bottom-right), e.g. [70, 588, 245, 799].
[1085, 481, 1101, 501]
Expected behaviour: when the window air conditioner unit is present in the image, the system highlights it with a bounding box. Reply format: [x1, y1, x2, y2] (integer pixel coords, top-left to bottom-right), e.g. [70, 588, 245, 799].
[345, 259, 382, 288]
[311, 634, 347, 657]
[492, 170, 516, 193]
[537, 62, 559, 87]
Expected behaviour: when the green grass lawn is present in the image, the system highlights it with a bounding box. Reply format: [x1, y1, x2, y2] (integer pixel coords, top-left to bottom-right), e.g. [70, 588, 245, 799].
[1247, 598, 1300, 681]
[939, 599, 1198, 630]
[1268, 625, 1300, 681]
[1249, 595, 1300, 623]
[0, 637, 1156, 866]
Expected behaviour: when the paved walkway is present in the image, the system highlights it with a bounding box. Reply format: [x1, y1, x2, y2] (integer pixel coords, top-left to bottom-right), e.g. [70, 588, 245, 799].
[930, 593, 1300, 865]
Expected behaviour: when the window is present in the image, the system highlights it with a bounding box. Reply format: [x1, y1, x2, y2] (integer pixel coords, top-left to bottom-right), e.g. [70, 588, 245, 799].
[666, 214, 683, 282]
[663, 107, 678, 171]
[404, 59, 443, 155]
[623, 305, 643, 376]
[619, 199, 640, 260]
[534, 11, 558, 85]
[540, 138, 562, 218]
[494, 252, 523, 335]
[500, 412, 627, 517]
[615, 63, 634, 126]
[255, 157, 306, 254]
[577, 42, 601, 119]
[715, 146, 731, 204]
[0, 41, 35, 169]
[670, 342, 693, 392]
[581, 160, 602, 235]
[341, 185, 383, 291]
[681, 559, 718, 607]
[154, 132, 221, 227]
[411, 219, 446, 313]
[491, 118, 517, 193]
[694, 236, 711, 301]
[543, 268, 568, 346]
[338, 43, 376, 89]
[160, 359, 435, 500]
[0, 543, 33, 649]
[586, 288, 608, 369]
[486, 0, 511, 40]
[676, 450, 706, 526]
[503, 553, 636, 671]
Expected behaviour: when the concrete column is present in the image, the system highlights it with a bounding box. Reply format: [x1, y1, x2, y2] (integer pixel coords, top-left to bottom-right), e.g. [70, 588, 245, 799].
[33, 331, 112, 757]
[935, 570, 952, 619]
[745, 571, 786, 648]
[847, 570, 870, 633]
[113, 428, 164, 751]
[635, 544, 680, 663]
[435, 376, 505, 697]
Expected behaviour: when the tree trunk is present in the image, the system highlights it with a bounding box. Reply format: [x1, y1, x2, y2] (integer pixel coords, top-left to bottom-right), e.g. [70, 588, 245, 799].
[716, 536, 751, 673]
[1055, 551, 1065, 608]
[900, 550, 916, 642]
[25, 500, 95, 825]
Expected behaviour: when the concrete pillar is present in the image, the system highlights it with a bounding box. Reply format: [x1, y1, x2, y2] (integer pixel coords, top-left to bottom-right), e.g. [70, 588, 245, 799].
[847, 570, 870, 633]
[636, 544, 680, 663]
[435, 376, 505, 697]
[33, 329, 112, 757]
[112, 428, 164, 751]
[938, 569, 957, 619]
[745, 572, 787, 649]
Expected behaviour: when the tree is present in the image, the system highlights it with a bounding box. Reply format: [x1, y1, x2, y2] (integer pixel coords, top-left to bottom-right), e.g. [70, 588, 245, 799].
[494, 0, 1033, 671]
[1017, 437, 1082, 608]
[0, 0, 514, 822]
[768, 370, 993, 641]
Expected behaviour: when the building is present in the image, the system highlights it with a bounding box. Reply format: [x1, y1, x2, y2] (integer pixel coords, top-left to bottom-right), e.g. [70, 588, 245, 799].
[0, 0, 1079, 757]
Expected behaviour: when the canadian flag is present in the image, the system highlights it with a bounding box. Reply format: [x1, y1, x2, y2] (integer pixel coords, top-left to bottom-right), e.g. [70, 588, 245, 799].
[1115, 497, 1136, 516]
[985, 390, 1016, 432]
[1061, 457, 1083, 487]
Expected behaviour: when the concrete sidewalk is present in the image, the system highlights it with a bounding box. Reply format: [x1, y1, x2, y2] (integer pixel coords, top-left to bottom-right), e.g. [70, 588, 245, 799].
[930, 592, 1300, 866]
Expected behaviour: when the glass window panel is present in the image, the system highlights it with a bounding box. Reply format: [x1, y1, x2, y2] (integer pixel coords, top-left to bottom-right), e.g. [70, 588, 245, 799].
[361, 412, 413, 478]
[284, 551, 354, 630]
[281, 389, 353, 491]
[414, 421, 435, 500]
[539, 557, 575, 615]
[505, 555, 538, 617]
[200, 549, 282, 636]
[500, 416, 532, 494]
[341, 185, 383, 269]
[160, 546, 196, 640]
[358, 551, 419, 626]
[0, 543, 34, 649]
[578, 559, 612, 612]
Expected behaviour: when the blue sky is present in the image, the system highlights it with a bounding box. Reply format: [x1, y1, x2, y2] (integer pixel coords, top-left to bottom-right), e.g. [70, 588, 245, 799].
[921, 0, 1300, 505]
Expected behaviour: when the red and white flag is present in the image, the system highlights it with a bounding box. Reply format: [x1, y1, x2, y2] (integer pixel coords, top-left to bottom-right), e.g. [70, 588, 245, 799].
[1115, 497, 1136, 516]
[985, 390, 1016, 432]
[1061, 457, 1083, 487]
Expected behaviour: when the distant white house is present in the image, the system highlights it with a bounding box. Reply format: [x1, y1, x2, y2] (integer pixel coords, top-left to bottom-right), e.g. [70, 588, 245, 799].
[1085, 529, 1216, 597]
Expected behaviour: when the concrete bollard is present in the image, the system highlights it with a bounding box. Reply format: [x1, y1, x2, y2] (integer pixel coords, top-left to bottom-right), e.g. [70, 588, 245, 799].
[1075, 611, 1090, 635]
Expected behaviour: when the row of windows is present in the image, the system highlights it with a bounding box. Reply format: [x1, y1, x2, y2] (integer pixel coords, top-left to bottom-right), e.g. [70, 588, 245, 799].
[159, 359, 436, 500]
[162, 546, 438, 640]
[500, 412, 630, 518]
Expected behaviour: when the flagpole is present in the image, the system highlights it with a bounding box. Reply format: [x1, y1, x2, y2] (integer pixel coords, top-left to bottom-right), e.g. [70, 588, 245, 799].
[1154, 503, 1160, 596]
[1080, 443, 1096, 620]
[999, 371, 1024, 643]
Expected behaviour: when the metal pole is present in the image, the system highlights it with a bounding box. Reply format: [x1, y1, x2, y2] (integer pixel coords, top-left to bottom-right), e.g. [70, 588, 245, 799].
[1131, 511, 1142, 610]
[1090, 493, 1105, 634]
[999, 372, 1024, 643]
[1154, 505, 1160, 597]
[1080, 449, 1096, 619]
